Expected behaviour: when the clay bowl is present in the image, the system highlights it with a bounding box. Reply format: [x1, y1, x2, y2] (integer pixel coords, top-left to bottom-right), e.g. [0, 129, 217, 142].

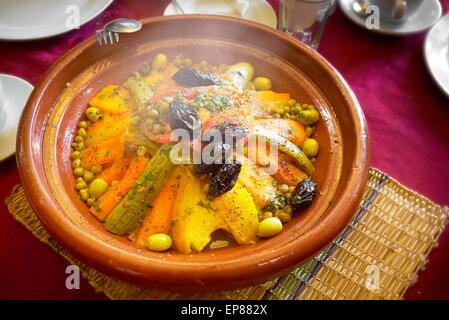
[17, 15, 370, 292]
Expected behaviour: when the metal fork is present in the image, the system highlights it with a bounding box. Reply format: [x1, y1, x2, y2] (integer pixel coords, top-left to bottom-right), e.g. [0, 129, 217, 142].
[96, 18, 142, 45]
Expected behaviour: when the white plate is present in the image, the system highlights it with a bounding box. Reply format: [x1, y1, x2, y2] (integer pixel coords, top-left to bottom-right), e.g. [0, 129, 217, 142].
[425, 13, 449, 98]
[0, 0, 114, 40]
[164, 0, 277, 29]
[339, 0, 442, 36]
[0, 74, 34, 162]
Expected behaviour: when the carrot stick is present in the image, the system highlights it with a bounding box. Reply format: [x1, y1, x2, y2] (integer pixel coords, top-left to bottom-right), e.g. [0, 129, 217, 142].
[248, 143, 307, 186]
[81, 136, 124, 169]
[90, 154, 150, 221]
[135, 171, 180, 248]
[98, 153, 133, 184]
[256, 119, 307, 146]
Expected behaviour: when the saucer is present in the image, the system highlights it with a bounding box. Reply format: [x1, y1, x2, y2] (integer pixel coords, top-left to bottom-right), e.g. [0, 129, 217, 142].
[425, 13, 449, 98]
[164, 0, 277, 29]
[339, 0, 442, 35]
[0, 74, 34, 161]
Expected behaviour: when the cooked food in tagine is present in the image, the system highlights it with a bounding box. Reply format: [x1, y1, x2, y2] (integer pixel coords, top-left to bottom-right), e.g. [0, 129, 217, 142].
[69, 53, 321, 254]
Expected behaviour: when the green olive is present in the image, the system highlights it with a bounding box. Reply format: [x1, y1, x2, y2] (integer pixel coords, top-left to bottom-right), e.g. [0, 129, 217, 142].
[83, 171, 95, 182]
[151, 53, 168, 71]
[305, 126, 314, 137]
[88, 178, 108, 199]
[91, 165, 103, 174]
[147, 233, 172, 252]
[87, 198, 95, 206]
[78, 121, 89, 128]
[79, 189, 90, 201]
[72, 158, 82, 168]
[298, 109, 319, 125]
[257, 217, 283, 238]
[71, 151, 81, 160]
[301, 138, 319, 157]
[85, 107, 102, 123]
[253, 77, 272, 91]
[73, 167, 84, 177]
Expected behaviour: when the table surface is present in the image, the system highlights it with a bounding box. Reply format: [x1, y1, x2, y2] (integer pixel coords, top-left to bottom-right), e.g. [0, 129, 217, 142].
[0, 0, 448, 300]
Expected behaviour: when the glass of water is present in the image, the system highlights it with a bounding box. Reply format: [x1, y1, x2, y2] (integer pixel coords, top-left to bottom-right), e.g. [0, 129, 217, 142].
[0, 79, 6, 131]
[278, 0, 336, 49]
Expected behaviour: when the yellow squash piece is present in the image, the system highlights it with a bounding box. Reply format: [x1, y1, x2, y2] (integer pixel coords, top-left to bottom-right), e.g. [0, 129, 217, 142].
[212, 182, 259, 245]
[236, 155, 280, 210]
[171, 172, 229, 254]
[89, 85, 131, 114]
[171, 170, 260, 253]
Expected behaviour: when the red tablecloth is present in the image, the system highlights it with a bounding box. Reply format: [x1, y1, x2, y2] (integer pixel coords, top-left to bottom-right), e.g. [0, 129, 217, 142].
[0, 0, 448, 299]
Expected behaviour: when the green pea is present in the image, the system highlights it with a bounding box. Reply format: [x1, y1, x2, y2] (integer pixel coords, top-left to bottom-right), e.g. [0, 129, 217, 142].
[301, 138, 319, 157]
[91, 165, 103, 174]
[79, 189, 90, 201]
[78, 121, 89, 128]
[276, 210, 292, 223]
[73, 167, 84, 177]
[152, 123, 163, 134]
[147, 233, 172, 252]
[75, 142, 85, 150]
[287, 99, 296, 107]
[89, 178, 108, 199]
[75, 181, 88, 191]
[77, 177, 85, 183]
[148, 109, 159, 119]
[72, 158, 82, 168]
[257, 217, 283, 238]
[130, 116, 141, 126]
[83, 171, 95, 182]
[71, 151, 81, 160]
[74, 135, 84, 143]
[85, 107, 102, 123]
[262, 211, 273, 220]
[77, 128, 87, 137]
[87, 198, 95, 206]
[305, 126, 314, 137]
[298, 109, 319, 125]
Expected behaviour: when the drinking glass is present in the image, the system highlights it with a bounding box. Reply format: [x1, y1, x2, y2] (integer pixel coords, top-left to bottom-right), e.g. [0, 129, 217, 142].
[278, 0, 336, 49]
[0, 79, 6, 131]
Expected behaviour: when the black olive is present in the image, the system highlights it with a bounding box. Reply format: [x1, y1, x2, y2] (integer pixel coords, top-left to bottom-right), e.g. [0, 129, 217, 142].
[209, 161, 242, 197]
[203, 122, 249, 145]
[193, 143, 232, 176]
[168, 101, 201, 139]
[172, 67, 222, 87]
[291, 178, 317, 211]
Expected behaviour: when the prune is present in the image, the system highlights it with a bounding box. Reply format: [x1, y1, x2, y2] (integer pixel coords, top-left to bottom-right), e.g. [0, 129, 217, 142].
[291, 178, 317, 211]
[172, 67, 222, 87]
[193, 143, 232, 176]
[168, 101, 201, 139]
[203, 122, 249, 145]
[209, 161, 242, 197]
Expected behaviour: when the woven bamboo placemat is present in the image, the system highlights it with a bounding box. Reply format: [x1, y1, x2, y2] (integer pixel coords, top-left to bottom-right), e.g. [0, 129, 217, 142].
[5, 168, 448, 300]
